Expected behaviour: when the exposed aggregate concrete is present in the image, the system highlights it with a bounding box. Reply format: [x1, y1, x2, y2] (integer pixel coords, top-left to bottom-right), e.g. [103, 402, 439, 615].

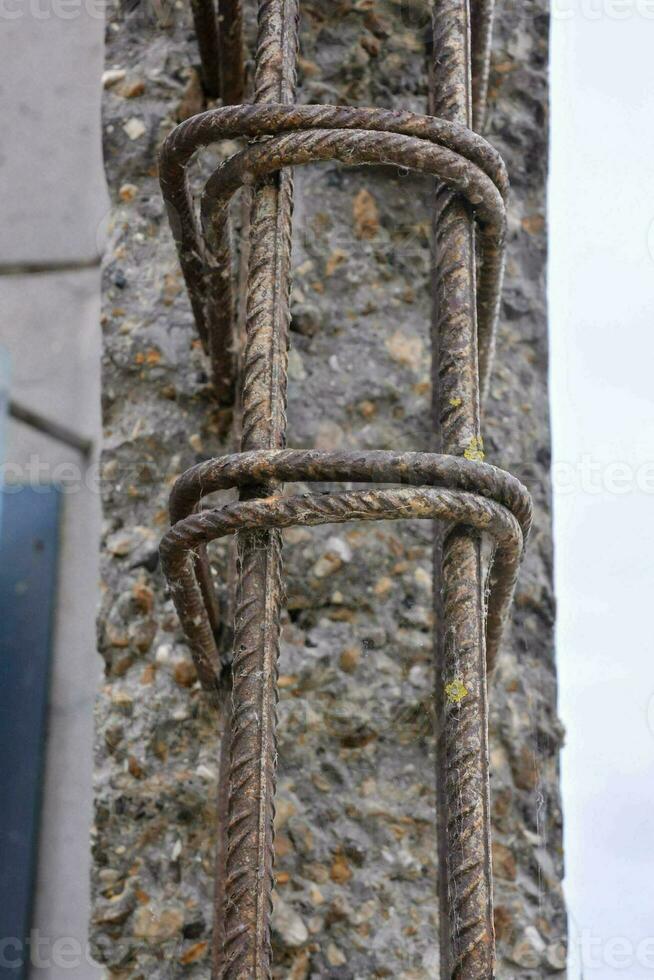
[93, 2, 566, 977]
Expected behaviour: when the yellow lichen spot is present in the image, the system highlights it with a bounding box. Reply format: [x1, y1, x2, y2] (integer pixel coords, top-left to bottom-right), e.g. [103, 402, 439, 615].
[463, 436, 485, 462]
[449, 396, 462, 407]
[445, 678, 469, 704]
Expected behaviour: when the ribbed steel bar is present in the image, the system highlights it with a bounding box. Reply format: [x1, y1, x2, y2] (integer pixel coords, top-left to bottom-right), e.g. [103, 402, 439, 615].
[190, 0, 221, 97]
[159, 103, 506, 405]
[431, 0, 495, 976]
[162, 449, 530, 690]
[162, 487, 523, 601]
[190, 0, 244, 103]
[212, 689, 233, 971]
[217, 3, 299, 978]
[160, 2, 523, 976]
[200, 126, 505, 405]
[471, 0, 496, 131]
[217, 0, 245, 104]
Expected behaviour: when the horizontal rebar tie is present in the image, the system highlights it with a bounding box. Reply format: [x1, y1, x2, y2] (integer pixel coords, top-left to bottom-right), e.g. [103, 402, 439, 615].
[161, 449, 530, 683]
[158, 0, 530, 977]
[159, 103, 507, 406]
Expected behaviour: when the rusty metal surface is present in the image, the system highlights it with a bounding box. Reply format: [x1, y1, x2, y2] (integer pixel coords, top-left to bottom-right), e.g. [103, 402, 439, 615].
[431, 1, 495, 975]
[471, 0, 496, 131]
[159, 1, 530, 976]
[191, 0, 244, 102]
[219, 4, 299, 977]
[159, 103, 507, 405]
[190, 0, 221, 98]
[217, 0, 245, 104]
[161, 449, 530, 680]
[161, 483, 524, 671]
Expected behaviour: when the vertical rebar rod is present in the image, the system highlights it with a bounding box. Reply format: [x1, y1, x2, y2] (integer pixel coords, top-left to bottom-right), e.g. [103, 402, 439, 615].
[217, 3, 299, 978]
[431, 1, 495, 977]
[470, 0, 496, 132]
[191, 0, 222, 98]
[218, 0, 245, 104]
[212, 692, 233, 974]
[190, 0, 244, 103]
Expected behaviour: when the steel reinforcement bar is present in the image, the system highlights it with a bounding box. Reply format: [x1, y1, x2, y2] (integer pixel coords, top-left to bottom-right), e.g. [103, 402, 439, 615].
[159, 1, 528, 976]
[191, 0, 245, 102]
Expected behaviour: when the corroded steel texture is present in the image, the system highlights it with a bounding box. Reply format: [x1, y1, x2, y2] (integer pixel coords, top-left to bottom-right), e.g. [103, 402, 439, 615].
[162, 449, 530, 682]
[219, 3, 299, 977]
[471, 0, 496, 131]
[431, 0, 495, 975]
[190, 0, 222, 97]
[159, 1, 528, 976]
[159, 103, 507, 405]
[218, 0, 245, 104]
[191, 0, 244, 102]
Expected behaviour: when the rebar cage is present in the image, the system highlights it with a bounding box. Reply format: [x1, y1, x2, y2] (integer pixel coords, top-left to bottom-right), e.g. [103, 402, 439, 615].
[158, 2, 531, 976]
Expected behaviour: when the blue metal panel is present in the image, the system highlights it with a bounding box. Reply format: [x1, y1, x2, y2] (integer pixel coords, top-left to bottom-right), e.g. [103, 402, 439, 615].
[0, 348, 9, 531]
[0, 487, 61, 978]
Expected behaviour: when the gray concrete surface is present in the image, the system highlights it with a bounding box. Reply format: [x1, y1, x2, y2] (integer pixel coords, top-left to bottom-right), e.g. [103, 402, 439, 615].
[92, 4, 565, 978]
[0, 6, 107, 978]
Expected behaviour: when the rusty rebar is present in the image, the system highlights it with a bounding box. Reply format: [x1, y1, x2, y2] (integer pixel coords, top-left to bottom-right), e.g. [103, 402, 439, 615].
[471, 0, 496, 131]
[159, 103, 506, 405]
[191, 0, 244, 103]
[161, 2, 524, 976]
[431, 1, 495, 975]
[218, 3, 300, 977]
[190, 0, 221, 98]
[217, 0, 245, 104]
[162, 449, 530, 685]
